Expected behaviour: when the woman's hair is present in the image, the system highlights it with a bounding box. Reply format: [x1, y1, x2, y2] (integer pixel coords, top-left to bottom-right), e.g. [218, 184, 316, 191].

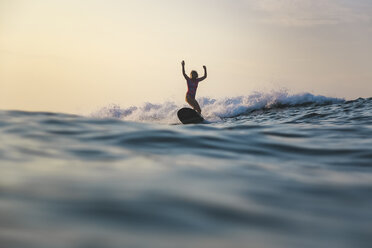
[190, 70, 198, 79]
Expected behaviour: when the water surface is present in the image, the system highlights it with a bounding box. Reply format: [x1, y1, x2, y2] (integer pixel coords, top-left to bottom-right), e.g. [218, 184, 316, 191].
[1, 95, 372, 248]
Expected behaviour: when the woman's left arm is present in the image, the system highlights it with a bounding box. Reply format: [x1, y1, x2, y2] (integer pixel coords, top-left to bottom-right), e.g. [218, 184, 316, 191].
[199, 65, 207, 81]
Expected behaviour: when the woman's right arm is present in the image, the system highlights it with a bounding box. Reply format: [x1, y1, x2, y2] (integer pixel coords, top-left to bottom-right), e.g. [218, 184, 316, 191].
[181, 60, 189, 80]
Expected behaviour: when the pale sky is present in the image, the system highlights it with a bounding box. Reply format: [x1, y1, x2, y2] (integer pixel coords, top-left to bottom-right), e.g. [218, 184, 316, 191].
[1, 0, 372, 113]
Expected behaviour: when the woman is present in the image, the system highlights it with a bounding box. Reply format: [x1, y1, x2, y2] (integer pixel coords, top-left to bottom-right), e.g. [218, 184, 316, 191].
[181, 60, 207, 114]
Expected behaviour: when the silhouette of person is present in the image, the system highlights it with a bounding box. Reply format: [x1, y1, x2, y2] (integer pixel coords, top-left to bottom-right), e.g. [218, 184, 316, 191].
[181, 60, 207, 114]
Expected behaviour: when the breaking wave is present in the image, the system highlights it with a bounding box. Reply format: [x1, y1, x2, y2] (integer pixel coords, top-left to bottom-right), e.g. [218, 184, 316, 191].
[91, 91, 344, 123]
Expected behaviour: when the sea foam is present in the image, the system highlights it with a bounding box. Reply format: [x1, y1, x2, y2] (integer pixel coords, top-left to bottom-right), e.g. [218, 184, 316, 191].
[91, 90, 344, 123]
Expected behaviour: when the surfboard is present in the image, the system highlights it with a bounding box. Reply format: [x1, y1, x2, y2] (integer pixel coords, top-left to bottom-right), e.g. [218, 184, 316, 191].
[177, 108, 205, 124]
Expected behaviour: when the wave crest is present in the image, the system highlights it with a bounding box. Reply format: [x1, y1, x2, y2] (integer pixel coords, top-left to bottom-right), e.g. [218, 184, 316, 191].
[91, 91, 344, 123]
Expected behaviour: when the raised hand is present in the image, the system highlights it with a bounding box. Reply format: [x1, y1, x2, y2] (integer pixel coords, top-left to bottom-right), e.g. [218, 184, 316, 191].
[203, 65, 206, 70]
[181, 60, 185, 66]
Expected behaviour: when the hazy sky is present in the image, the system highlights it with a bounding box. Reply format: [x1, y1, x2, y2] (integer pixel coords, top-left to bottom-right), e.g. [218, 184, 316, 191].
[1, 0, 372, 113]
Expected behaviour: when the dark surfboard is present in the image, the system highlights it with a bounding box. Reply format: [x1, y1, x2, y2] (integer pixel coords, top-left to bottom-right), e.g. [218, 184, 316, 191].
[177, 108, 205, 124]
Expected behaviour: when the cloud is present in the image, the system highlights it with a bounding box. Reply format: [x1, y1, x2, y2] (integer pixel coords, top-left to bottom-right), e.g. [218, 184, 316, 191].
[244, 0, 372, 27]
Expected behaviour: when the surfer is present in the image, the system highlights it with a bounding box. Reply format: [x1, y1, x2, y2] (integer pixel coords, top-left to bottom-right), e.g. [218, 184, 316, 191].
[181, 60, 207, 114]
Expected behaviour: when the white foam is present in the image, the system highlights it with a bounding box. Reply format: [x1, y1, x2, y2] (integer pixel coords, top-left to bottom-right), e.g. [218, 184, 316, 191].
[91, 90, 344, 124]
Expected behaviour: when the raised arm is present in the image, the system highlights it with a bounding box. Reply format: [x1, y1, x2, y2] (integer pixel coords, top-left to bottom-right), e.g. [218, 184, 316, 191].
[181, 60, 189, 80]
[199, 65, 207, 81]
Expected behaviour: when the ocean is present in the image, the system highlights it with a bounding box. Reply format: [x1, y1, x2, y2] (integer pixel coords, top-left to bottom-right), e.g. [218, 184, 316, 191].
[1, 92, 372, 248]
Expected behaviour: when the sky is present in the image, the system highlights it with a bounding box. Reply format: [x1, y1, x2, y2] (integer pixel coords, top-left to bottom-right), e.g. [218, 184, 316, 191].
[1, 0, 372, 113]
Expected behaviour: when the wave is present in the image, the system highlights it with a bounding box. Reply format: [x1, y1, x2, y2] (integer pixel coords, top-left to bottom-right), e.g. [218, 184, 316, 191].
[91, 90, 344, 123]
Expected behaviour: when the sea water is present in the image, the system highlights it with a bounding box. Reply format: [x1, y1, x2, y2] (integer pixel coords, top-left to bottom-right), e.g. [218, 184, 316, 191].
[1, 92, 372, 248]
